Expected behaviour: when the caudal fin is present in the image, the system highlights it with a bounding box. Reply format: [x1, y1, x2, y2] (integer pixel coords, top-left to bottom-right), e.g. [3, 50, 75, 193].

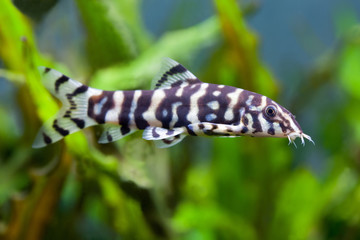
[32, 67, 100, 148]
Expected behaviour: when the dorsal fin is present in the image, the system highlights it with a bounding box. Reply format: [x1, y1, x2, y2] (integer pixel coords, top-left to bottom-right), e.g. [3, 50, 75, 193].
[152, 58, 202, 89]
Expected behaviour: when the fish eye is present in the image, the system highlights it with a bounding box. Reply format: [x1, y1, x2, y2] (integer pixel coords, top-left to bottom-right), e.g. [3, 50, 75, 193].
[265, 105, 277, 117]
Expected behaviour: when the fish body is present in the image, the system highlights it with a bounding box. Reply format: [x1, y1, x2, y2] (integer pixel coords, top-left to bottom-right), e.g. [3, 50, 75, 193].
[33, 58, 313, 148]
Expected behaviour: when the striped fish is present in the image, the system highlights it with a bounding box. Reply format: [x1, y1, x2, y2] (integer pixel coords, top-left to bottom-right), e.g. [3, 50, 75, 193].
[32, 58, 314, 149]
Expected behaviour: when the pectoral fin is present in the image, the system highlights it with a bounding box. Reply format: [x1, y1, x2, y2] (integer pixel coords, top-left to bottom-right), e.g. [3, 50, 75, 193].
[142, 126, 184, 140]
[187, 122, 244, 136]
[154, 134, 186, 148]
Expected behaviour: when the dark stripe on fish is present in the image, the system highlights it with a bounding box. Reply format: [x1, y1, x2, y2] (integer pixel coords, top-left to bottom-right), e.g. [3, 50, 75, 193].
[186, 125, 197, 136]
[43, 132, 52, 144]
[152, 127, 160, 138]
[268, 126, 275, 135]
[53, 119, 69, 136]
[118, 91, 134, 127]
[120, 126, 131, 135]
[55, 75, 69, 93]
[156, 88, 178, 129]
[71, 118, 85, 129]
[107, 132, 113, 142]
[250, 112, 262, 134]
[168, 64, 187, 75]
[72, 85, 88, 96]
[174, 84, 202, 127]
[88, 91, 114, 124]
[134, 91, 152, 129]
[241, 126, 248, 134]
[96, 91, 114, 124]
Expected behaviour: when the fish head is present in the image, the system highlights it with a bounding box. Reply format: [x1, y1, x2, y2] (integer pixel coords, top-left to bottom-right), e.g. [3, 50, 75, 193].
[257, 97, 314, 147]
[240, 92, 314, 147]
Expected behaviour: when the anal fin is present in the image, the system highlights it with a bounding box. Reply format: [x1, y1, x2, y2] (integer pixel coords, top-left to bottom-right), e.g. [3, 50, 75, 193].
[98, 125, 136, 144]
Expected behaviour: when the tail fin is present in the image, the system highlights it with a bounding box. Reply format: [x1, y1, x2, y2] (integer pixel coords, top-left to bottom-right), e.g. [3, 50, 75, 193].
[32, 67, 100, 148]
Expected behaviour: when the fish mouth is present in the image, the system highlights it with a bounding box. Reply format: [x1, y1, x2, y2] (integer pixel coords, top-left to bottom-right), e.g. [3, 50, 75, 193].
[287, 132, 315, 148]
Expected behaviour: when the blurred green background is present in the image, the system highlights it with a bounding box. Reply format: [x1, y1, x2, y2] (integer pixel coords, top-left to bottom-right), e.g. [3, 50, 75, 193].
[1, 0, 360, 239]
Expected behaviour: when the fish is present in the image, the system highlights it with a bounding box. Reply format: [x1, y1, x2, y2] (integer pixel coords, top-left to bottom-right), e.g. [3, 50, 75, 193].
[32, 58, 314, 149]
